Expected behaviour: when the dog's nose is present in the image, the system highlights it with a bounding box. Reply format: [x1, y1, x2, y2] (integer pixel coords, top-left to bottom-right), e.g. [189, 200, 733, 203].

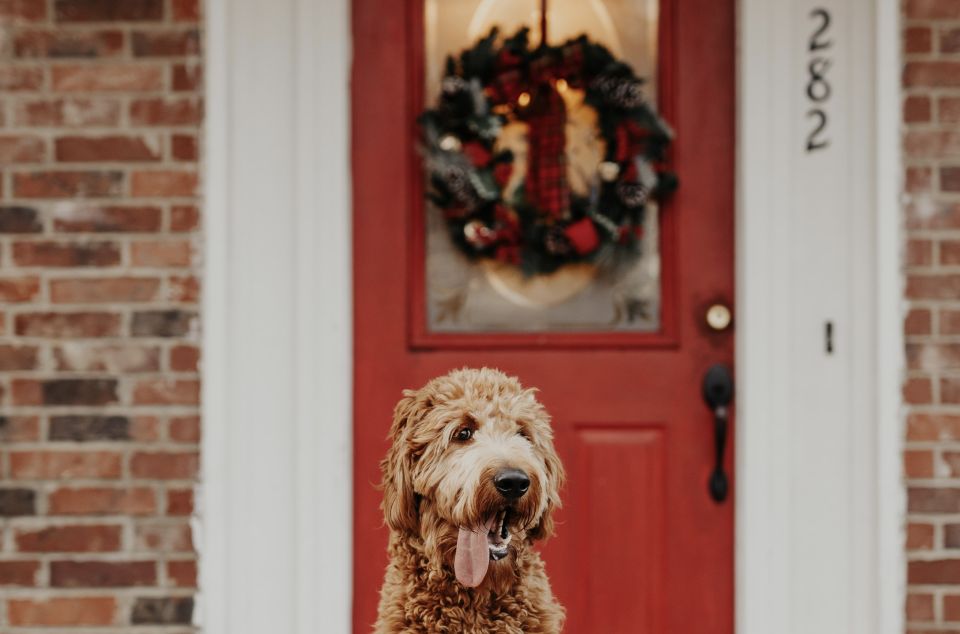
[494, 469, 530, 499]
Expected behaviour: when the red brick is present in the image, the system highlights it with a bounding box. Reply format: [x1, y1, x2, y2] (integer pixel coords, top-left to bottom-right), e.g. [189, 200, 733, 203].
[943, 240, 960, 264]
[905, 96, 933, 124]
[129, 98, 202, 126]
[905, 376, 934, 404]
[907, 593, 935, 621]
[8, 596, 116, 626]
[55, 0, 163, 22]
[944, 167, 960, 193]
[166, 489, 193, 515]
[53, 204, 162, 233]
[910, 487, 960, 513]
[15, 311, 120, 338]
[908, 344, 960, 370]
[134, 522, 192, 552]
[0, 276, 40, 302]
[907, 274, 960, 299]
[907, 201, 960, 230]
[169, 344, 199, 372]
[9, 451, 122, 479]
[169, 415, 199, 442]
[0, 561, 39, 586]
[171, 133, 198, 161]
[909, 522, 936, 550]
[49, 487, 156, 515]
[15, 524, 122, 552]
[56, 135, 161, 162]
[166, 559, 196, 587]
[14, 29, 124, 58]
[0, 416, 41, 442]
[906, 450, 936, 478]
[906, 0, 960, 19]
[14, 171, 123, 198]
[168, 274, 199, 302]
[15, 98, 121, 128]
[50, 277, 161, 303]
[0, 0, 47, 20]
[170, 204, 199, 232]
[909, 559, 960, 584]
[907, 167, 933, 192]
[0, 66, 44, 91]
[130, 416, 161, 441]
[51, 560, 156, 587]
[908, 239, 934, 266]
[906, 27, 934, 54]
[943, 97, 960, 123]
[0, 135, 46, 163]
[132, 240, 191, 267]
[52, 64, 163, 92]
[945, 377, 960, 404]
[172, 62, 202, 91]
[131, 309, 195, 336]
[130, 451, 199, 479]
[905, 130, 960, 159]
[906, 308, 933, 336]
[0, 206, 42, 233]
[13, 240, 121, 267]
[946, 595, 960, 621]
[132, 29, 200, 57]
[171, 0, 199, 21]
[53, 343, 160, 372]
[943, 27, 960, 53]
[133, 379, 200, 405]
[943, 309, 960, 335]
[0, 344, 39, 371]
[132, 170, 198, 197]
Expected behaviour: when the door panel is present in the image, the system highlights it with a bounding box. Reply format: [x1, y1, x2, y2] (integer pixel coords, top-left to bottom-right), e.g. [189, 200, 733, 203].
[352, 0, 734, 631]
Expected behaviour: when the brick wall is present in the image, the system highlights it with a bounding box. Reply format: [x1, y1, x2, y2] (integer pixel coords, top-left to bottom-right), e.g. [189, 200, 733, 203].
[903, 0, 960, 629]
[0, 0, 202, 629]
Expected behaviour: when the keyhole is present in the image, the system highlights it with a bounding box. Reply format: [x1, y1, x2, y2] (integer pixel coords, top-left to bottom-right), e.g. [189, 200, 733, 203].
[825, 321, 834, 354]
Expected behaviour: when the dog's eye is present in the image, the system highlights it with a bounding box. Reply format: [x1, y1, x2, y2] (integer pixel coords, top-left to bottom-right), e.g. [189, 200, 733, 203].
[454, 427, 473, 442]
[516, 427, 530, 440]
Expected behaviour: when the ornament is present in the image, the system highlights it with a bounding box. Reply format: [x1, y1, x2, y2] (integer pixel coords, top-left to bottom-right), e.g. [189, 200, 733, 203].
[564, 217, 600, 255]
[598, 161, 620, 182]
[439, 134, 462, 152]
[617, 182, 649, 208]
[464, 220, 497, 248]
[544, 226, 573, 256]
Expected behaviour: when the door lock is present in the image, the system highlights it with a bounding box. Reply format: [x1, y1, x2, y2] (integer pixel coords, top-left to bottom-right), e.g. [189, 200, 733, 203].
[702, 364, 733, 503]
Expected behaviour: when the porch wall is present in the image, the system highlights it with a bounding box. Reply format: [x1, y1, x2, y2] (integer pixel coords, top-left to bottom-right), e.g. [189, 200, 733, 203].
[0, 0, 202, 629]
[902, 0, 960, 627]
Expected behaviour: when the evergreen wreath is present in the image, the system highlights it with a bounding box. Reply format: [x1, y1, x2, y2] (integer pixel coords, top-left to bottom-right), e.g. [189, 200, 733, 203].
[420, 27, 677, 276]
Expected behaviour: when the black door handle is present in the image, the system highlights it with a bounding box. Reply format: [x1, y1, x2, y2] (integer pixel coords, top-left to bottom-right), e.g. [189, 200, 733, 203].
[702, 364, 733, 503]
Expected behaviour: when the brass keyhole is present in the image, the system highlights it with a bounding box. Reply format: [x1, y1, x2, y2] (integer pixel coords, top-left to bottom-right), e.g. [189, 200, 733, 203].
[706, 304, 732, 331]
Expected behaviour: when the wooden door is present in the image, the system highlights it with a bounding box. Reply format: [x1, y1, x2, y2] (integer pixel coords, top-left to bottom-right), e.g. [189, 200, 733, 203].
[352, 0, 734, 631]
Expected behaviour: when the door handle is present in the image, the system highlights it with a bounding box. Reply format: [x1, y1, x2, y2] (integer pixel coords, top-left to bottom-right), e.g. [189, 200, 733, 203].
[702, 365, 733, 503]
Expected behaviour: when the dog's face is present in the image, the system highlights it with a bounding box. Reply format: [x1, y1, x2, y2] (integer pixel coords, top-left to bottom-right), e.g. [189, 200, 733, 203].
[381, 368, 564, 587]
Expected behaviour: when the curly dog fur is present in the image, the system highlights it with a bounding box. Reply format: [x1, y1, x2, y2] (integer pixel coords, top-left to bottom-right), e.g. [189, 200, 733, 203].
[375, 368, 566, 633]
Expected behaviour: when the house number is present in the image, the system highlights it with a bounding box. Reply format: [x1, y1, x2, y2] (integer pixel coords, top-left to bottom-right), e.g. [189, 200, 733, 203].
[805, 8, 832, 152]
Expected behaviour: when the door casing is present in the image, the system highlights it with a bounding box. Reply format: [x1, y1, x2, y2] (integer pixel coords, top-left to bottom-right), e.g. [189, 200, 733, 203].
[200, 0, 903, 631]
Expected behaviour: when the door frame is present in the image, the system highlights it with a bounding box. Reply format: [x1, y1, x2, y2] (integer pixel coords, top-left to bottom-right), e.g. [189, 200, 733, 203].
[201, 0, 903, 632]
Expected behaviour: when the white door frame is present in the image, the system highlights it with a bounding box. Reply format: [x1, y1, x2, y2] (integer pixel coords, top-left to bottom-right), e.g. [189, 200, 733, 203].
[201, 0, 903, 632]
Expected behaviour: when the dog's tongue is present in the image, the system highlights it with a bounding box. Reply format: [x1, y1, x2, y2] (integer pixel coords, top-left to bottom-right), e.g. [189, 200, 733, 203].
[454, 516, 497, 588]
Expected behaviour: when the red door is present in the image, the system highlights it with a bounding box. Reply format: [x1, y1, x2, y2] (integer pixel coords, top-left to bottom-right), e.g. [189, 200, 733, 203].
[352, 0, 734, 631]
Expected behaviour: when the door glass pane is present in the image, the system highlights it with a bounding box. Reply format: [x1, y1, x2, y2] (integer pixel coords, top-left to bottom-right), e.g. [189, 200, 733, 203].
[424, 0, 662, 333]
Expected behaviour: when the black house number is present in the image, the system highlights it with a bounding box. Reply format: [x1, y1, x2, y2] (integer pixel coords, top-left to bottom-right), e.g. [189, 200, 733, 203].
[806, 8, 832, 152]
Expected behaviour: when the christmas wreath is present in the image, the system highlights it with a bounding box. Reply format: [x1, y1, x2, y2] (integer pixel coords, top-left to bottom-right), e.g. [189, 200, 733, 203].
[420, 27, 676, 276]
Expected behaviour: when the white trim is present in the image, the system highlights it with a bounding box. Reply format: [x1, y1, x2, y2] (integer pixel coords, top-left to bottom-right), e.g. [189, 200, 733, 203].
[875, 0, 906, 630]
[737, 0, 903, 632]
[200, 0, 353, 631]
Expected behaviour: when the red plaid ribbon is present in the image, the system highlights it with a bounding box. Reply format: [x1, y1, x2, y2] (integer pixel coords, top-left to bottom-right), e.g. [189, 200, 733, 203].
[525, 83, 569, 219]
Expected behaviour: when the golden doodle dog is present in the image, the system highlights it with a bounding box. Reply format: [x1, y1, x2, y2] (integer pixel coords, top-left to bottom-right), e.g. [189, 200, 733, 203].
[375, 367, 566, 633]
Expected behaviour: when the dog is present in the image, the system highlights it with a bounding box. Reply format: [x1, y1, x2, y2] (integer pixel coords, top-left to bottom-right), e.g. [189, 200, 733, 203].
[375, 367, 566, 633]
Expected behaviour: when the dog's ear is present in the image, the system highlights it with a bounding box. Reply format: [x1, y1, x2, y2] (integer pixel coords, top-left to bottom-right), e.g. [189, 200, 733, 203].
[528, 414, 565, 542]
[380, 390, 424, 534]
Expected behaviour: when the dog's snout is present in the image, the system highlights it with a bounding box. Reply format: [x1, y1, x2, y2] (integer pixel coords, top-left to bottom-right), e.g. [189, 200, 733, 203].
[494, 468, 530, 499]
